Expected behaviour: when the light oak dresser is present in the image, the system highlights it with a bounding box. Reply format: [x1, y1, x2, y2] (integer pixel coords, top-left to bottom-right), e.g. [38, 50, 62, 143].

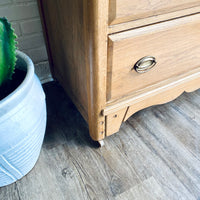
[38, 0, 200, 146]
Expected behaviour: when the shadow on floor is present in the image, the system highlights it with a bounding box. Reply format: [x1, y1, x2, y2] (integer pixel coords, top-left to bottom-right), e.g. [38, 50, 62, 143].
[43, 81, 99, 149]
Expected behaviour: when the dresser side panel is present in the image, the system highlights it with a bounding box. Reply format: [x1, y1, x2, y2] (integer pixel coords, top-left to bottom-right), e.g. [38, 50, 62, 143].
[38, 0, 88, 121]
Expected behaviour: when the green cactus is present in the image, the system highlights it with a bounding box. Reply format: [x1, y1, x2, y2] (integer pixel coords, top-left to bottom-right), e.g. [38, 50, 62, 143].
[0, 17, 17, 86]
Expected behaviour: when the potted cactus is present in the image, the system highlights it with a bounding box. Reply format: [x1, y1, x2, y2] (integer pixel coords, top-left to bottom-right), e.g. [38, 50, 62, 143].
[0, 18, 47, 187]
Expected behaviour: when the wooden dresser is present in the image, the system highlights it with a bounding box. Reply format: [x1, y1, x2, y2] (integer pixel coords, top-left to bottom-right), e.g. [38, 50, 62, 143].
[38, 0, 200, 145]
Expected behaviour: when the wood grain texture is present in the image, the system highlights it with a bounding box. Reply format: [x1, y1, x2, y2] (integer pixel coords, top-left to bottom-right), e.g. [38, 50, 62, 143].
[104, 67, 200, 115]
[104, 67, 200, 135]
[109, 0, 200, 25]
[109, 6, 200, 34]
[106, 108, 128, 136]
[107, 13, 200, 101]
[38, 0, 109, 141]
[83, 0, 109, 141]
[1, 82, 200, 200]
[39, 1, 200, 139]
[115, 177, 167, 200]
[38, 0, 89, 121]
[123, 74, 200, 122]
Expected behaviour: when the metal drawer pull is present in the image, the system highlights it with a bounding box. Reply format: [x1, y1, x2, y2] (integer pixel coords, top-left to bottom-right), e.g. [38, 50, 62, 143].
[134, 56, 156, 73]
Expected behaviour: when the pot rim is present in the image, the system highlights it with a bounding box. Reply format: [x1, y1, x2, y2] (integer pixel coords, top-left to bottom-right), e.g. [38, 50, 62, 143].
[0, 50, 34, 108]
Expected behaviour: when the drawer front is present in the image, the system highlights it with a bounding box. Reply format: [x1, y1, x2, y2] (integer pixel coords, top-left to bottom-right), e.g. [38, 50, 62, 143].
[107, 14, 200, 101]
[109, 0, 200, 25]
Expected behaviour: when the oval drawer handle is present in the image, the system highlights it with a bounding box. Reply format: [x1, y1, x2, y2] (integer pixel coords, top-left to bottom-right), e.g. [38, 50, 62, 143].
[134, 56, 156, 73]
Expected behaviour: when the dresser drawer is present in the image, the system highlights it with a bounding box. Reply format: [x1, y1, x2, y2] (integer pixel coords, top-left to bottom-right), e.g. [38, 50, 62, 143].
[107, 14, 200, 101]
[109, 0, 200, 25]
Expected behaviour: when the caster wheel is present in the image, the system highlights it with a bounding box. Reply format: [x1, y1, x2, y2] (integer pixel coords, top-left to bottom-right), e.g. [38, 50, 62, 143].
[98, 140, 105, 147]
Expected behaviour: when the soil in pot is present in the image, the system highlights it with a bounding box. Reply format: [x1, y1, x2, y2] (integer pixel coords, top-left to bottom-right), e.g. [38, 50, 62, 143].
[0, 68, 26, 100]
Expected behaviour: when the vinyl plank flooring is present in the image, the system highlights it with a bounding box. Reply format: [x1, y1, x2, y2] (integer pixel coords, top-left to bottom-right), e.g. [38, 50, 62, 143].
[0, 82, 200, 200]
[115, 177, 167, 200]
[113, 124, 196, 200]
[0, 183, 20, 200]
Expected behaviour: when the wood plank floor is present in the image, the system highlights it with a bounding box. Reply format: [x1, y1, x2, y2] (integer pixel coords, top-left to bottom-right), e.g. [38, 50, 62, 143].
[1, 82, 200, 200]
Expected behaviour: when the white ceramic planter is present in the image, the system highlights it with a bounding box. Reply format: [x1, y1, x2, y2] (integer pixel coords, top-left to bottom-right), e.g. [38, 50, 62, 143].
[0, 50, 46, 187]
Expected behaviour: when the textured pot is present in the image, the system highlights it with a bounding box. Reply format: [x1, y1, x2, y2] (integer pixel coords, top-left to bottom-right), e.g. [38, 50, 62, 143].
[0, 50, 46, 187]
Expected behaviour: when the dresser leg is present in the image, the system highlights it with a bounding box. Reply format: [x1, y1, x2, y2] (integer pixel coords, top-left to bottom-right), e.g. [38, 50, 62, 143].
[98, 140, 105, 147]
